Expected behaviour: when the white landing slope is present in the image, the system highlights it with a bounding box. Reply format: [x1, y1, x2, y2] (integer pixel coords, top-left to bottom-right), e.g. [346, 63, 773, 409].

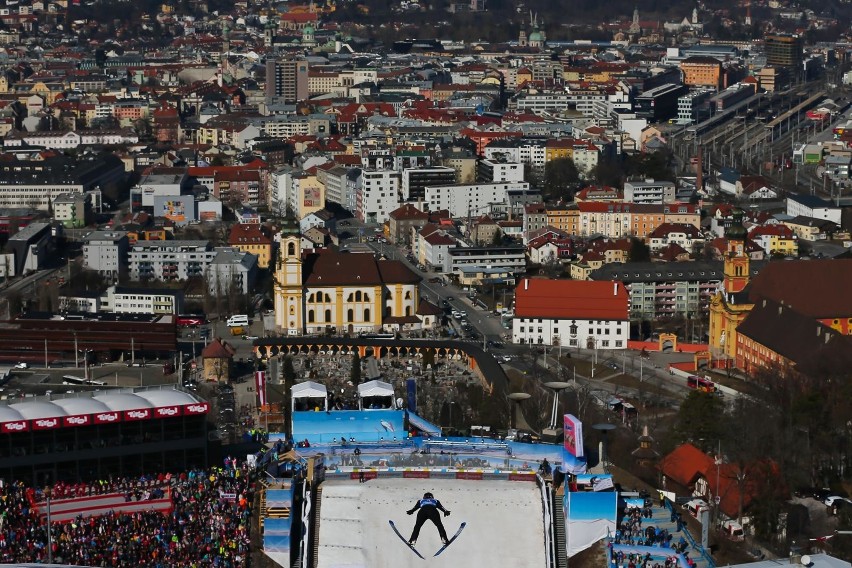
[316, 477, 546, 568]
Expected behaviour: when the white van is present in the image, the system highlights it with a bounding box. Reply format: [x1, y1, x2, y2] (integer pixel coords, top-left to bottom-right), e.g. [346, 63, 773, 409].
[227, 315, 249, 327]
[685, 498, 710, 518]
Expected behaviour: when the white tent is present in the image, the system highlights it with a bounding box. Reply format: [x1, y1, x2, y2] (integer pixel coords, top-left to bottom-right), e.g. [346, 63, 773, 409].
[292, 381, 328, 412]
[292, 381, 328, 399]
[357, 380, 393, 398]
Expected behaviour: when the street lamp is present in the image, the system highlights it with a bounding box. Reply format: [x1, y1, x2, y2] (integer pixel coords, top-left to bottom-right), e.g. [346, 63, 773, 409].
[507, 392, 531, 430]
[544, 381, 571, 431]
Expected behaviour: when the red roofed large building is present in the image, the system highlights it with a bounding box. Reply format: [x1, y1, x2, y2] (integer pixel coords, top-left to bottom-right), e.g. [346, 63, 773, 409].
[512, 278, 629, 349]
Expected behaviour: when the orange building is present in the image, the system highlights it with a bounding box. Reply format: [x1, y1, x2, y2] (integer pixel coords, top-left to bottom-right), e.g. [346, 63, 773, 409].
[680, 56, 723, 90]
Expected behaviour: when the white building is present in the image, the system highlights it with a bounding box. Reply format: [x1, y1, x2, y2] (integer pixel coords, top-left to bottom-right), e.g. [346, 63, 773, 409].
[477, 159, 525, 183]
[512, 278, 630, 349]
[624, 179, 677, 204]
[448, 246, 527, 278]
[356, 169, 400, 224]
[786, 194, 842, 225]
[82, 230, 129, 277]
[423, 182, 530, 218]
[128, 240, 213, 282]
[134, 172, 185, 208]
[103, 285, 184, 315]
[206, 247, 258, 294]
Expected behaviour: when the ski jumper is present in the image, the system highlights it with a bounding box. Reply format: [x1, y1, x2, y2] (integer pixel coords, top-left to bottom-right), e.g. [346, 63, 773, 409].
[407, 497, 449, 542]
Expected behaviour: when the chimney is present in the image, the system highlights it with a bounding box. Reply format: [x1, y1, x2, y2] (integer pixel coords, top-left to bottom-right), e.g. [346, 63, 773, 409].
[524, 279, 529, 291]
[613, 282, 618, 296]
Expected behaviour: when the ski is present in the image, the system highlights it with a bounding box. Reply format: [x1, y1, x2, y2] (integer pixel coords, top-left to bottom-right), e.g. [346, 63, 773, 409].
[434, 522, 466, 557]
[388, 520, 424, 559]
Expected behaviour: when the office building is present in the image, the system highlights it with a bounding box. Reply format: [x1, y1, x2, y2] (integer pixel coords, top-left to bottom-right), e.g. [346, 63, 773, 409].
[265, 58, 309, 103]
[764, 33, 803, 70]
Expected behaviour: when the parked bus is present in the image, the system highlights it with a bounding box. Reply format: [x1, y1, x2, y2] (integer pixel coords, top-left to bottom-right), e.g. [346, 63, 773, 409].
[176, 315, 206, 327]
[686, 375, 716, 393]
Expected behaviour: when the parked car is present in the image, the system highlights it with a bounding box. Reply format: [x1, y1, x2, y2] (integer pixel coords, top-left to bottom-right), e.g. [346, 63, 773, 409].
[825, 495, 852, 507]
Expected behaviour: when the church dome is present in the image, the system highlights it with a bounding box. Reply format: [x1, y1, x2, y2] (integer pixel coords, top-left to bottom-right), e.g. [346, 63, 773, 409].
[726, 208, 747, 240]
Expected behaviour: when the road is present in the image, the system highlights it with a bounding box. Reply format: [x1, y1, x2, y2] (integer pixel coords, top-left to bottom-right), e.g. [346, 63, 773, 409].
[362, 241, 509, 348]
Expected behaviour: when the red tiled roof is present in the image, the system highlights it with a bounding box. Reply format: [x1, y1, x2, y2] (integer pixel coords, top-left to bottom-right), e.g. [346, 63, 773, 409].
[747, 259, 852, 318]
[228, 223, 271, 245]
[201, 338, 236, 359]
[514, 278, 628, 320]
[658, 443, 715, 487]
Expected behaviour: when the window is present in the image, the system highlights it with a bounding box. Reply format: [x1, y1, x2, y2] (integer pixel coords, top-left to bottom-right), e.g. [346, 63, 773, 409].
[325, 309, 331, 321]
[308, 310, 315, 323]
[287, 242, 295, 256]
[347, 309, 354, 322]
[355, 291, 362, 301]
[364, 308, 371, 321]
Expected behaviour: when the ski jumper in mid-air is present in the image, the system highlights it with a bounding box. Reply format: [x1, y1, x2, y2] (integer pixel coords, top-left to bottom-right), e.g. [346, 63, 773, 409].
[407, 492, 451, 545]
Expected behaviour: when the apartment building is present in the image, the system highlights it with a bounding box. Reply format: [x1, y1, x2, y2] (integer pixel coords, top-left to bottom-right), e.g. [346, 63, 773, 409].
[83, 230, 130, 277]
[423, 182, 529, 219]
[356, 169, 400, 224]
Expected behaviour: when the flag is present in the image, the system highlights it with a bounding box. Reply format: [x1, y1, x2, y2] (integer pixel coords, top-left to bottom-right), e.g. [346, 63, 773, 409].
[255, 371, 267, 407]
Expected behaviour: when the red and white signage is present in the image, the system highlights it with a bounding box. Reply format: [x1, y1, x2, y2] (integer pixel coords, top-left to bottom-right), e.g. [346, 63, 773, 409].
[255, 371, 267, 407]
[1, 421, 28, 433]
[63, 415, 91, 427]
[94, 411, 120, 424]
[32, 417, 61, 430]
[183, 402, 209, 415]
[0, 397, 210, 434]
[124, 409, 151, 421]
[154, 406, 181, 418]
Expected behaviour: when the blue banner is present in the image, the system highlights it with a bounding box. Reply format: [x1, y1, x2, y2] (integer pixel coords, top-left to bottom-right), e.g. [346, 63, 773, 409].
[406, 379, 417, 413]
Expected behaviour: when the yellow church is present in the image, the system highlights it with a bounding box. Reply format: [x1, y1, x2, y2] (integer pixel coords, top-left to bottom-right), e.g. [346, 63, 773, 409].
[273, 225, 433, 335]
[708, 209, 754, 366]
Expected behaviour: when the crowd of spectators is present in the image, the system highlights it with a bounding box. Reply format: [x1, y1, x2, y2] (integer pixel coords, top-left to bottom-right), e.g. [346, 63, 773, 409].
[0, 464, 255, 567]
[613, 507, 689, 553]
[609, 549, 694, 568]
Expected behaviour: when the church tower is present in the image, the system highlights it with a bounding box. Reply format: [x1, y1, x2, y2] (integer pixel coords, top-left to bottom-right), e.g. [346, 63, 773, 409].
[629, 6, 642, 35]
[274, 220, 303, 334]
[722, 208, 750, 294]
[708, 208, 754, 365]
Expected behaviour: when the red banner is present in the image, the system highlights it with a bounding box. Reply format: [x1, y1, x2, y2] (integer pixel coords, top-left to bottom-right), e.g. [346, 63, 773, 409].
[123, 409, 151, 421]
[350, 471, 377, 481]
[31, 417, 61, 430]
[154, 406, 181, 418]
[455, 471, 483, 480]
[255, 371, 267, 407]
[508, 473, 536, 482]
[63, 415, 91, 427]
[403, 470, 431, 478]
[94, 411, 120, 424]
[1, 420, 28, 433]
[184, 402, 209, 415]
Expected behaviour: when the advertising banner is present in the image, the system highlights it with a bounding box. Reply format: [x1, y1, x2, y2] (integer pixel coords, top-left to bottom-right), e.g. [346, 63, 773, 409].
[563, 414, 584, 458]
[565, 491, 618, 558]
[406, 379, 417, 413]
[256, 371, 267, 407]
[94, 411, 120, 424]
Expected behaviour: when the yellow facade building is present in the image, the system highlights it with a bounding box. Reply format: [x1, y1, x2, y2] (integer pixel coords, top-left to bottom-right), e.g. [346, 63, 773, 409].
[274, 226, 424, 335]
[708, 210, 753, 364]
